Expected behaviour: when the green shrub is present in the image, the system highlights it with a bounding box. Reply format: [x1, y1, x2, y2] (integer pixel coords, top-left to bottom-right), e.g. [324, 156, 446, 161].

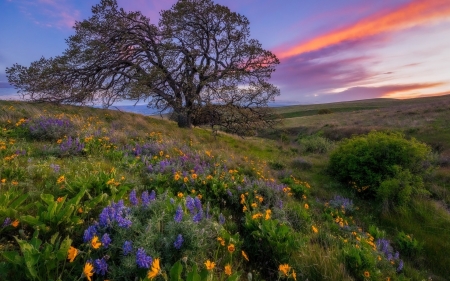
[318, 108, 333, 114]
[298, 135, 334, 154]
[395, 231, 422, 257]
[328, 131, 432, 202]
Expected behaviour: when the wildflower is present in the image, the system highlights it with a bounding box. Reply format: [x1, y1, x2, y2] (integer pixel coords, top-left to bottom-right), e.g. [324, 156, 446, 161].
[11, 219, 19, 228]
[217, 237, 225, 246]
[279, 264, 291, 276]
[177, 192, 184, 198]
[174, 205, 183, 222]
[174, 234, 184, 249]
[265, 209, 272, 220]
[219, 213, 225, 225]
[292, 269, 297, 280]
[251, 202, 258, 208]
[174, 174, 180, 181]
[123, 241, 132, 255]
[183, 177, 189, 183]
[94, 258, 108, 276]
[57, 197, 64, 203]
[227, 244, 235, 253]
[397, 260, 404, 272]
[147, 258, 160, 279]
[57, 175, 65, 184]
[83, 262, 94, 281]
[304, 203, 309, 209]
[12, 180, 18, 185]
[67, 246, 78, 262]
[129, 189, 138, 206]
[225, 264, 232, 276]
[252, 213, 263, 219]
[191, 173, 198, 180]
[204, 260, 215, 271]
[83, 225, 97, 242]
[312, 225, 318, 233]
[101, 233, 111, 248]
[242, 250, 249, 261]
[91, 236, 102, 249]
[243, 205, 247, 212]
[2, 218, 11, 227]
[364, 271, 370, 277]
[78, 207, 83, 213]
[1, 179, 5, 183]
[136, 247, 152, 268]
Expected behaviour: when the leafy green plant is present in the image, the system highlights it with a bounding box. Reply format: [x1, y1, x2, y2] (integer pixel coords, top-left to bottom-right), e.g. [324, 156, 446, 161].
[395, 231, 422, 257]
[329, 131, 432, 201]
[298, 135, 334, 154]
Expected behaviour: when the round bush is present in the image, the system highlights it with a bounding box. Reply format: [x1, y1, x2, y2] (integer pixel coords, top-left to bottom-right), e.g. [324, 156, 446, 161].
[328, 131, 431, 200]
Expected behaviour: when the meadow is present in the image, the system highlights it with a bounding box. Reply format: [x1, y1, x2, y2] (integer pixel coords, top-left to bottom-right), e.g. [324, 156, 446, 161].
[0, 95, 449, 280]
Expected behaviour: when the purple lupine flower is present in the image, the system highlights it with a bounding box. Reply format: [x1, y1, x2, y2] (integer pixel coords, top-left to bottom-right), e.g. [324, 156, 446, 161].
[170, 198, 175, 205]
[101, 233, 111, 248]
[94, 258, 108, 276]
[129, 189, 138, 206]
[141, 191, 150, 206]
[99, 206, 113, 227]
[136, 248, 152, 268]
[174, 234, 184, 249]
[123, 241, 133, 255]
[49, 163, 60, 173]
[193, 211, 203, 223]
[194, 197, 202, 211]
[186, 196, 195, 214]
[219, 213, 225, 225]
[394, 251, 399, 260]
[226, 189, 233, 197]
[149, 190, 156, 201]
[83, 225, 98, 243]
[397, 260, 404, 272]
[2, 218, 11, 227]
[147, 164, 154, 172]
[174, 205, 183, 222]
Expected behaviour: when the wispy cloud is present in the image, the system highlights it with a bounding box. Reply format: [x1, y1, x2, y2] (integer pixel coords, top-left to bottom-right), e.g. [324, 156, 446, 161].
[277, 0, 450, 59]
[13, 0, 81, 28]
[314, 83, 444, 103]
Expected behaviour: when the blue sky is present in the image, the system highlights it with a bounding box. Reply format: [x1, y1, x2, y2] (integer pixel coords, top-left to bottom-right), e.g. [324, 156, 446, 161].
[1, 0, 450, 104]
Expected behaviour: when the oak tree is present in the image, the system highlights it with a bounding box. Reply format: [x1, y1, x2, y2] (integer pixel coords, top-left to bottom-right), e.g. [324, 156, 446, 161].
[6, 0, 280, 131]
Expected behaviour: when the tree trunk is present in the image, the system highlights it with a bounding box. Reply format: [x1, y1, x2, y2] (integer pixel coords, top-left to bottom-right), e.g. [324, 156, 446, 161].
[176, 110, 193, 128]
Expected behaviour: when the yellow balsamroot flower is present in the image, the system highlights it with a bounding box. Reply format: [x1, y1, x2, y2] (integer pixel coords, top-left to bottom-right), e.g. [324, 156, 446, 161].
[204, 260, 215, 271]
[147, 258, 160, 279]
[217, 237, 225, 246]
[242, 250, 249, 261]
[191, 173, 198, 180]
[224, 264, 232, 276]
[11, 219, 19, 228]
[265, 209, 272, 220]
[57, 197, 64, 203]
[83, 262, 94, 281]
[174, 174, 180, 181]
[292, 269, 297, 281]
[243, 206, 248, 212]
[279, 264, 291, 276]
[67, 246, 78, 262]
[227, 243, 235, 253]
[312, 225, 318, 233]
[364, 271, 370, 278]
[177, 192, 184, 198]
[183, 177, 189, 183]
[91, 235, 102, 249]
[1, 178, 6, 183]
[252, 213, 263, 219]
[57, 175, 65, 184]
[251, 202, 258, 208]
[304, 203, 309, 209]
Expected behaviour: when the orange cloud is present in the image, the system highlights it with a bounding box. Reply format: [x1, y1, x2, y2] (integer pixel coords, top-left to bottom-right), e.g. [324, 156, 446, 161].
[278, 0, 450, 59]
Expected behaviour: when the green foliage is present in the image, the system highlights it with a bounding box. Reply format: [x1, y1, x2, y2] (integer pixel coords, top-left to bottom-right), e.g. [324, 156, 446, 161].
[328, 131, 432, 202]
[298, 135, 334, 154]
[343, 246, 376, 281]
[395, 232, 422, 258]
[317, 108, 333, 114]
[1, 230, 72, 281]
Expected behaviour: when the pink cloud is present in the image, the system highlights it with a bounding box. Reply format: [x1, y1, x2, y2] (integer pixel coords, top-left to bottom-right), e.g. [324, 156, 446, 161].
[277, 0, 450, 59]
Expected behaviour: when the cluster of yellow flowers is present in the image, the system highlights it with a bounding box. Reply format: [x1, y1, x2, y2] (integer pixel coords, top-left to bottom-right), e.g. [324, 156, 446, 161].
[279, 263, 297, 280]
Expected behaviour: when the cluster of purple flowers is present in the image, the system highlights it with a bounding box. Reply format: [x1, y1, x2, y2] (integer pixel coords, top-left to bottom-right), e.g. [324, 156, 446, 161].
[376, 238, 404, 272]
[174, 234, 184, 249]
[2, 217, 11, 227]
[28, 117, 74, 140]
[123, 241, 133, 255]
[141, 190, 156, 206]
[98, 200, 132, 228]
[136, 247, 153, 268]
[186, 196, 204, 223]
[329, 195, 354, 212]
[174, 205, 183, 222]
[59, 136, 85, 155]
[94, 257, 108, 276]
[49, 163, 60, 173]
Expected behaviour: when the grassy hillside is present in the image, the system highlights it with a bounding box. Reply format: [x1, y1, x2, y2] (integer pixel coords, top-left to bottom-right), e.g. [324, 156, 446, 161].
[1, 97, 449, 280]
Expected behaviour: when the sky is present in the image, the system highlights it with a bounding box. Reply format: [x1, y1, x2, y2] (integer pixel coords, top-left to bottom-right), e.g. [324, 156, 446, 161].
[1, 0, 450, 105]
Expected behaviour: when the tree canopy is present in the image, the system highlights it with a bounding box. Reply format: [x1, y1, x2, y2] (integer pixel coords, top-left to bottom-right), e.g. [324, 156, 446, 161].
[6, 0, 280, 132]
